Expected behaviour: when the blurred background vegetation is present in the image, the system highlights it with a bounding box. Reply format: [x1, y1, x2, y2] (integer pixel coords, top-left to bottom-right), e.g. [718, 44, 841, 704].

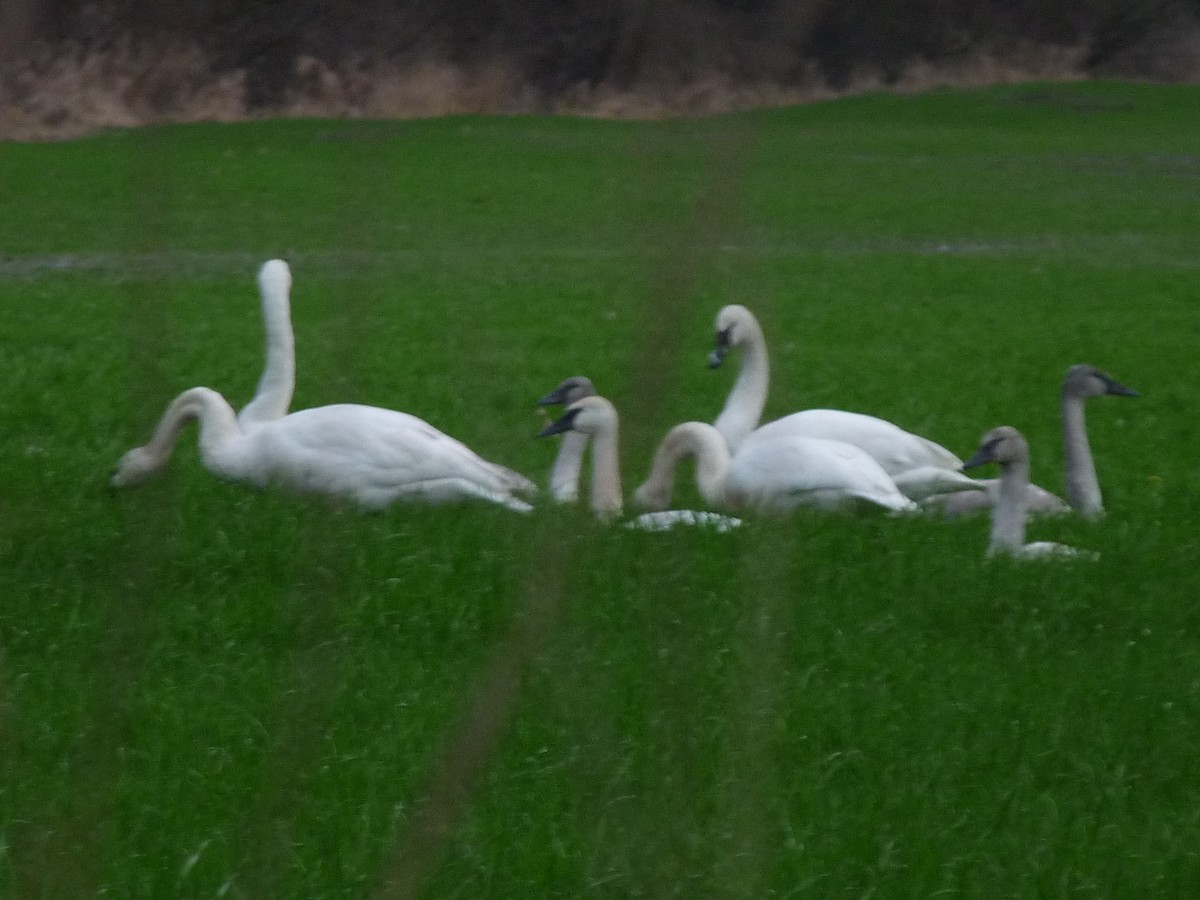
[2, 0, 1199, 137]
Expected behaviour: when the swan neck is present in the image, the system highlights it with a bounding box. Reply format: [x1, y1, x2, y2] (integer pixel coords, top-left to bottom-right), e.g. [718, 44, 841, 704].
[549, 430, 588, 503]
[239, 274, 296, 426]
[589, 421, 624, 521]
[146, 387, 242, 470]
[1062, 393, 1102, 518]
[990, 455, 1029, 553]
[714, 324, 768, 452]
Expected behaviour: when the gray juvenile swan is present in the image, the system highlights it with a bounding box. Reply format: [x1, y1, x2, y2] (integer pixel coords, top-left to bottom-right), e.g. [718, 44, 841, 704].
[237, 259, 296, 430]
[536, 376, 596, 503]
[112, 263, 536, 512]
[924, 364, 1138, 519]
[537, 396, 742, 531]
[962, 426, 1097, 560]
[708, 304, 982, 502]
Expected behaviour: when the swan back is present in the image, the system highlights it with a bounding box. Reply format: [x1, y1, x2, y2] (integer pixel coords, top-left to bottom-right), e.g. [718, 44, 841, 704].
[724, 434, 917, 514]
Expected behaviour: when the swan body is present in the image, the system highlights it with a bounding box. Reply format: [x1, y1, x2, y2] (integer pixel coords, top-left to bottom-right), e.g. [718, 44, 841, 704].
[237, 259, 296, 430]
[708, 304, 979, 501]
[113, 388, 536, 511]
[962, 426, 1097, 561]
[923, 364, 1137, 519]
[536, 396, 743, 530]
[537, 376, 596, 504]
[634, 420, 917, 515]
[113, 259, 536, 512]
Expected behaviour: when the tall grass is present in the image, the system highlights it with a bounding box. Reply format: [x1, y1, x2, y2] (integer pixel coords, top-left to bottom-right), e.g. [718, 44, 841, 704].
[1, 82, 1199, 898]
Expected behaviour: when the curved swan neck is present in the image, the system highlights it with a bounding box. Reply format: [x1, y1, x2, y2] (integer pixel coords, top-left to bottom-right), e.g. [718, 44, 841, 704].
[990, 453, 1030, 554]
[146, 387, 242, 469]
[589, 419, 624, 521]
[645, 423, 732, 507]
[1061, 392, 1102, 518]
[549, 430, 588, 503]
[239, 261, 296, 427]
[714, 320, 768, 452]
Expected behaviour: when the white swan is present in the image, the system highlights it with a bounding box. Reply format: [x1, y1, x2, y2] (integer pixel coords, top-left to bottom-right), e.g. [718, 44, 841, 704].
[536, 396, 742, 531]
[536, 376, 596, 504]
[962, 426, 1097, 560]
[923, 364, 1138, 519]
[708, 304, 982, 501]
[237, 259, 296, 430]
[634, 420, 917, 516]
[112, 261, 536, 512]
[113, 389, 537, 511]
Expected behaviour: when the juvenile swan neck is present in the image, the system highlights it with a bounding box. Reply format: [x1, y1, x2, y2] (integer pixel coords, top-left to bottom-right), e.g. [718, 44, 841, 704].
[714, 321, 768, 452]
[990, 454, 1030, 554]
[549, 431, 588, 503]
[589, 420, 624, 521]
[1061, 392, 1102, 518]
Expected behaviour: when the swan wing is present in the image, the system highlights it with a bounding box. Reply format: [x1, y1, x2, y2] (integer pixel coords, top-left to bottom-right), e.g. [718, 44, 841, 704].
[725, 434, 916, 513]
[248, 404, 534, 509]
[749, 409, 963, 476]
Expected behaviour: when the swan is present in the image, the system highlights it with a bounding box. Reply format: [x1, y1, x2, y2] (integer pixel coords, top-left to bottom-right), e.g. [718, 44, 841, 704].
[922, 364, 1138, 519]
[633, 418, 917, 515]
[536, 395, 742, 531]
[708, 304, 982, 501]
[237, 259, 296, 430]
[112, 261, 536, 512]
[962, 426, 1097, 560]
[113, 389, 537, 511]
[536, 376, 596, 503]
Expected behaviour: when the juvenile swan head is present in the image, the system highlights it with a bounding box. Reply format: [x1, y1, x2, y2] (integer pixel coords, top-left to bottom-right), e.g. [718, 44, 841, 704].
[537, 376, 597, 407]
[536, 395, 617, 439]
[963, 426, 1027, 470]
[1063, 364, 1139, 400]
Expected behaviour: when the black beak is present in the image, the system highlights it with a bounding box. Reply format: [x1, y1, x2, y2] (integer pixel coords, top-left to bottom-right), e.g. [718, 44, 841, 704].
[709, 327, 733, 369]
[537, 388, 568, 406]
[1105, 377, 1139, 398]
[962, 446, 996, 470]
[537, 407, 579, 438]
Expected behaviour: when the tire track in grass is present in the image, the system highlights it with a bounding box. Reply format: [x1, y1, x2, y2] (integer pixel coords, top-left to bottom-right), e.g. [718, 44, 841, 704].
[372, 115, 761, 899]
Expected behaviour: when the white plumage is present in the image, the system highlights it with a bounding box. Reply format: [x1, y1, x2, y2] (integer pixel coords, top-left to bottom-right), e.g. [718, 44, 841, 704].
[537, 395, 743, 531]
[708, 304, 982, 501]
[634, 419, 917, 515]
[112, 260, 536, 512]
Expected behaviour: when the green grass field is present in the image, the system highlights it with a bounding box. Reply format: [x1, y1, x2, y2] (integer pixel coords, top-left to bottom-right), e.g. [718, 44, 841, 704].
[2, 81, 1199, 898]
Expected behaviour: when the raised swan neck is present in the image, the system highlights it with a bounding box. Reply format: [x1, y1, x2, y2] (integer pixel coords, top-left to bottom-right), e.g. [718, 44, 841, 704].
[714, 318, 768, 452]
[1061, 392, 1102, 518]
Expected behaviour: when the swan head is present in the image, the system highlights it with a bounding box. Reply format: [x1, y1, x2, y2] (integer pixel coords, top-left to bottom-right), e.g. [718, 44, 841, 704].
[537, 376, 596, 407]
[632, 480, 672, 511]
[110, 446, 161, 488]
[709, 304, 759, 368]
[1063, 364, 1139, 400]
[963, 426, 1028, 471]
[258, 258, 292, 294]
[536, 395, 618, 439]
